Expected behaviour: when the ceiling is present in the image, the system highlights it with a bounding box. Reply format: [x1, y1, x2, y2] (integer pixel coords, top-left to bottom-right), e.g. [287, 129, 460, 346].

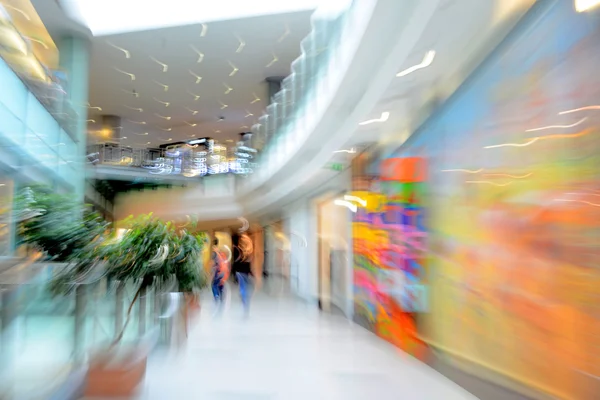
[30, 0, 313, 146]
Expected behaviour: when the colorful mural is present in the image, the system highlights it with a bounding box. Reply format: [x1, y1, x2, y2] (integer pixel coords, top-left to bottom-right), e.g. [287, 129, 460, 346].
[380, 2, 600, 398]
[352, 157, 428, 360]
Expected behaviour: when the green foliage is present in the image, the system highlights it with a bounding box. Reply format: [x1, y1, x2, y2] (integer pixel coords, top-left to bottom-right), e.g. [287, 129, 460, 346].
[15, 186, 108, 261]
[50, 214, 208, 296]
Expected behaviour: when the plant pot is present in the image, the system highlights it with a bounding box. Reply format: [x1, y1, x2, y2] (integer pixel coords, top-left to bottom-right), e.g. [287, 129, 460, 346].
[84, 349, 147, 398]
[185, 292, 201, 319]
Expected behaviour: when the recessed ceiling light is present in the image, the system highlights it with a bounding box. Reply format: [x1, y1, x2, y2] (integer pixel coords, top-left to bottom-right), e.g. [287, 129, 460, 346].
[106, 41, 130, 58]
[277, 23, 291, 43]
[235, 34, 246, 53]
[114, 67, 135, 80]
[86, 103, 102, 111]
[228, 61, 238, 76]
[124, 105, 143, 112]
[150, 56, 168, 72]
[154, 98, 170, 107]
[189, 70, 202, 84]
[187, 90, 200, 101]
[190, 45, 205, 63]
[266, 53, 279, 68]
[153, 80, 169, 91]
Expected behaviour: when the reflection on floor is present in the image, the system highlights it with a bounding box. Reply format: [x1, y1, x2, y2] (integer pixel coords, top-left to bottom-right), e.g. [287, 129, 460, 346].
[141, 288, 476, 400]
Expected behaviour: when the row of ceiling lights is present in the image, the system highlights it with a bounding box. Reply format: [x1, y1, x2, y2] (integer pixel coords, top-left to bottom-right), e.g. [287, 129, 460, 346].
[98, 24, 291, 114]
[87, 22, 296, 142]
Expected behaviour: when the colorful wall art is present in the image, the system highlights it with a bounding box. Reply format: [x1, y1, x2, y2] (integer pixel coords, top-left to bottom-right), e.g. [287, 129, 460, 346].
[384, 1, 600, 398]
[352, 156, 428, 360]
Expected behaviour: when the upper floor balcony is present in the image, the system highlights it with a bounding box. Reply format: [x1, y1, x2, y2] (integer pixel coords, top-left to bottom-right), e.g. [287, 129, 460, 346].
[0, 2, 82, 189]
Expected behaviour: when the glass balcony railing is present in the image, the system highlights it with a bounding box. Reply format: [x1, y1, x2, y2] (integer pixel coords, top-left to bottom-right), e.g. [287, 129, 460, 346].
[0, 259, 185, 398]
[247, 1, 358, 185]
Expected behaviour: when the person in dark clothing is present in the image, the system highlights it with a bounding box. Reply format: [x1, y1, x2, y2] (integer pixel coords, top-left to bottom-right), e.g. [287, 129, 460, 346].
[232, 233, 253, 314]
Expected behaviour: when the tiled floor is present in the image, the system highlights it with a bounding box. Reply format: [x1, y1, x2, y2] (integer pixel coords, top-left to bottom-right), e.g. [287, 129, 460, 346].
[141, 287, 477, 400]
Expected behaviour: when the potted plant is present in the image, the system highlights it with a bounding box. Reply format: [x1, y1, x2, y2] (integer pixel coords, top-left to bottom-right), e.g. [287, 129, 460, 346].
[14, 186, 107, 260]
[49, 214, 207, 398]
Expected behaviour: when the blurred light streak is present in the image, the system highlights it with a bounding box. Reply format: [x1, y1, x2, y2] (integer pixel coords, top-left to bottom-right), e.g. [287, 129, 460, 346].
[559, 105, 600, 114]
[266, 53, 279, 67]
[228, 61, 238, 76]
[396, 50, 435, 77]
[566, 192, 600, 197]
[150, 56, 168, 72]
[107, 41, 130, 58]
[484, 137, 539, 148]
[525, 117, 587, 132]
[334, 148, 356, 154]
[24, 36, 49, 49]
[201, 23, 208, 36]
[189, 70, 202, 83]
[238, 217, 249, 232]
[483, 172, 533, 179]
[466, 180, 513, 187]
[114, 67, 135, 80]
[334, 199, 358, 212]
[555, 198, 600, 207]
[3, 4, 31, 20]
[187, 90, 200, 100]
[153, 98, 170, 107]
[154, 80, 169, 91]
[485, 128, 593, 148]
[235, 34, 246, 53]
[441, 168, 483, 173]
[220, 242, 234, 263]
[359, 112, 389, 125]
[251, 93, 261, 104]
[344, 195, 367, 207]
[277, 23, 291, 43]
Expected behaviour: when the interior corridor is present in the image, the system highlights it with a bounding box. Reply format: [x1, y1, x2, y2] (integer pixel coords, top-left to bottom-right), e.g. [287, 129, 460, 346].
[141, 288, 476, 400]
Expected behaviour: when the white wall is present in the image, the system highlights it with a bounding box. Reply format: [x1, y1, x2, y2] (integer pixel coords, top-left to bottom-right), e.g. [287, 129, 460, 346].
[285, 198, 315, 302]
[284, 168, 353, 313]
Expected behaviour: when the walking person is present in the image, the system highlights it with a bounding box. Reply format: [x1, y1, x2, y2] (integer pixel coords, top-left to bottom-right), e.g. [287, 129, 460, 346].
[210, 238, 228, 314]
[232, 233, 253, 316]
